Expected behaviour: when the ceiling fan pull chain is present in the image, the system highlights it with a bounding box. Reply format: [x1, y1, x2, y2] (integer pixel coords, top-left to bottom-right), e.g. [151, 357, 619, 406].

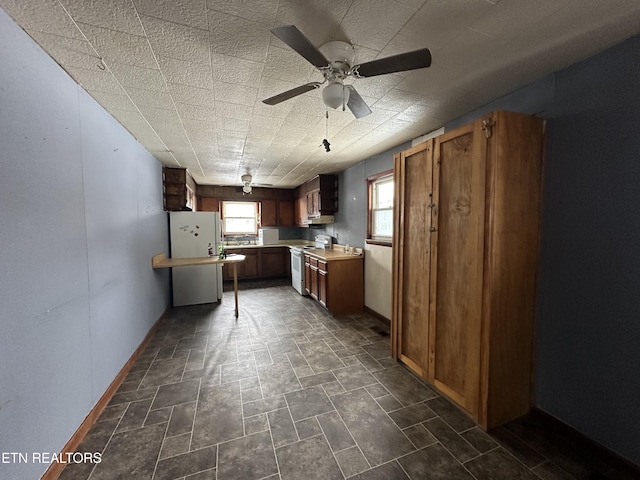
[342, 85, 346, 111]
[326, 110, 329, 136]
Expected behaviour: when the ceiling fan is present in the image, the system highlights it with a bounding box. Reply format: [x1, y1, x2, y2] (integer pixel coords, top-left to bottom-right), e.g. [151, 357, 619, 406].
[262, 25, 432, 118]
[241, 174, 253, 194]
[239, 174, 272, 194]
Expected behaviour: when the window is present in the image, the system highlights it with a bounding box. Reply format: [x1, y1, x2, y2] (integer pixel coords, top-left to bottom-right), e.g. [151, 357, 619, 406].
[367, 170, 394, 245]
[222, 201, 258, 235]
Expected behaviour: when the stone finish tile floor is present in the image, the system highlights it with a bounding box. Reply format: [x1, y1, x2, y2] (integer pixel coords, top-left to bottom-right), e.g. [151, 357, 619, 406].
[59, 281, 636, 480]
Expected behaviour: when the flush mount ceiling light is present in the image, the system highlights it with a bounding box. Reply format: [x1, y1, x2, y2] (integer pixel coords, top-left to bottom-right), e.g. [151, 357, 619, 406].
[241, 174, 252, 194]
[262, 25, 432, 119]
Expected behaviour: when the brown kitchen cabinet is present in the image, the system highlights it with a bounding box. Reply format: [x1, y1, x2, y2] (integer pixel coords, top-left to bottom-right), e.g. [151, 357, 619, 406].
[295, 196, 308, 227]
[261, 200, 295, 227]
[304, 252, 363, 316]
[392, 111, 545, 430]
[261, 199, 278, 226]
[222, 248, 259, 280]
[304, 255, 318, 298]
[262, 247, 289, 278]
[278, 200, 295, 226]
[307, 175, 338, 217]
[223, 247, 290, 281]
[306, 190, 320, 218]
[163, 167, 196, 211]
[318, 260, 328, 308]
[295, 174, 338, 223]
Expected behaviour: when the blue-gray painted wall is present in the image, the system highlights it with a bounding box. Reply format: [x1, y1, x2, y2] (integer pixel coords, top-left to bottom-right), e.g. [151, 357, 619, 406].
[530, 35, 640, 465]
[310, 141, 411, 246]
[0, 10, 170, 480]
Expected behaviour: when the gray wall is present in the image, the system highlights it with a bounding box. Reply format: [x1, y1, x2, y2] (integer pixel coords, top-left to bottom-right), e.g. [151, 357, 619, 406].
[531, 36, 640, 465]
[0, 10, 170, 480]
[327, 34, 640, 465]
[313, 142, 410, 246]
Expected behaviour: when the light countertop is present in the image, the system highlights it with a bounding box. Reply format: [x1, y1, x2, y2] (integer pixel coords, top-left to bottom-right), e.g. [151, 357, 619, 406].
[222, 242, 364, 261]
[151, 252, 246, 268]
[302, 247, 363, 262]
[223, 240, 314, 250]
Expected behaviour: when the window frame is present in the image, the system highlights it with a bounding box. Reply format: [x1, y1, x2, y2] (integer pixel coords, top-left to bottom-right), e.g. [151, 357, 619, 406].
[221, 201, 259, 236]
[366, 169, 394, 247]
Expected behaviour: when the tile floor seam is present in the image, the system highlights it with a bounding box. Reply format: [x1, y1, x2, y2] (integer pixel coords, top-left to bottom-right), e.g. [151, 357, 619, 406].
[322, 384, 377, 473]
[467, 442, 545, 476]
[149, 412, 170, 480]
[264, 400, 284, 480]
[186, 377, 202, 452]
[530, 460, 577, 480]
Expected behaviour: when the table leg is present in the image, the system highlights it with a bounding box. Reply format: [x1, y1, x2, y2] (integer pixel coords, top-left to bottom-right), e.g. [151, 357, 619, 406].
[233, 262, 239, 318]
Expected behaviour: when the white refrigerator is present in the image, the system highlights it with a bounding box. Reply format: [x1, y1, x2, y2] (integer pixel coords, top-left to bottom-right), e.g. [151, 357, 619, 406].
[169, 211, 223, 306]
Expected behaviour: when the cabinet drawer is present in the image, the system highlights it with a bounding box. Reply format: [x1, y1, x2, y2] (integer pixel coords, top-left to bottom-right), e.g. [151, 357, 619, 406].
[318, 260, 327, 273]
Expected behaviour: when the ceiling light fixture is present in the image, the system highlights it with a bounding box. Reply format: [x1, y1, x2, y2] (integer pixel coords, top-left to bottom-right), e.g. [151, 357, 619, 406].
[241, 174, 252, 194]
[322, 81, 350, 110]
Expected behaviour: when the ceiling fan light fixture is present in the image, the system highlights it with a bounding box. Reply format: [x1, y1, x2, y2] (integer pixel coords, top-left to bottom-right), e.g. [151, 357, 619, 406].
[322, 82, 350, 110]
[241, 174, 252, 194]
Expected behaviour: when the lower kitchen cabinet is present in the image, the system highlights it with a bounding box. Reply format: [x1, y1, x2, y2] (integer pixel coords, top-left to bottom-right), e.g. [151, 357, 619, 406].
[304, 253, 363, 315]
[222, 248, 259, 280]
[262, 247, 289, 277]
[305, 255, 318, 298]
[222, 247, 289, 281]
[318, 260, 327, 308]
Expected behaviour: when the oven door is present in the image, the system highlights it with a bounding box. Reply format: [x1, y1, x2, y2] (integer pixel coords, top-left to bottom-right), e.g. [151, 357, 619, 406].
[290, 247, 306, 295]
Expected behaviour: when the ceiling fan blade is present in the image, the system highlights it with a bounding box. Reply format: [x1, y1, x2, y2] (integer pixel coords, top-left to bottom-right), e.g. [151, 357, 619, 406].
[346, 86, 372, 118]
[262, 82, 322, 105]
[351, 48, 432, 78]
[271, 25, 330, 69]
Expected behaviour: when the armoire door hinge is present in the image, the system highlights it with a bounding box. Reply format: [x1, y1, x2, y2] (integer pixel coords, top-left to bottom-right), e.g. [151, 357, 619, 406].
[482, 118, 496, 138]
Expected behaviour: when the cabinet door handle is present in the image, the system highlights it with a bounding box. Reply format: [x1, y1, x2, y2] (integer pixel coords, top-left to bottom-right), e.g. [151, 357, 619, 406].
[430, 227, 437, 232]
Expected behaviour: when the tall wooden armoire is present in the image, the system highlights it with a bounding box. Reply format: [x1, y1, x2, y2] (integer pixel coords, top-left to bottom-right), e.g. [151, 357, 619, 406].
[392, 111, 545, 429]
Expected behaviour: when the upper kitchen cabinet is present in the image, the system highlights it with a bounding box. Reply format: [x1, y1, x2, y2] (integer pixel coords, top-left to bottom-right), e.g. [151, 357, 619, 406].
[261, 199, 295, 227]
[295, 196, 308, 227]
[306, 174, 338, 217]
[195, 185, 295, 220]
[163, 167, 196, 211]
[295, 175, 338, 225]
[392, 111, 545, 430]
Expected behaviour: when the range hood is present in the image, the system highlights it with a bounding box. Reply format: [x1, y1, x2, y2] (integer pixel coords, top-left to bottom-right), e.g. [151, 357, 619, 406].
[303, 215, 334, 225]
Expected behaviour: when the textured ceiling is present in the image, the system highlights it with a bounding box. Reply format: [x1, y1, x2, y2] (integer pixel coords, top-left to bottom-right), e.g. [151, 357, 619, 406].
[2, 0, 640, 188]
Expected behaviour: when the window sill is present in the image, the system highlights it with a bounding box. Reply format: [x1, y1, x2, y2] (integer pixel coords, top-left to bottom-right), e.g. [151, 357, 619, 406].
[366, 239, 392, 247]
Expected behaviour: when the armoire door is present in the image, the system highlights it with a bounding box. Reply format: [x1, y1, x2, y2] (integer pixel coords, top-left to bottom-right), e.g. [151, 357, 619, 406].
[391, 140, 434, 377]
[428, 121, 487, 416]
